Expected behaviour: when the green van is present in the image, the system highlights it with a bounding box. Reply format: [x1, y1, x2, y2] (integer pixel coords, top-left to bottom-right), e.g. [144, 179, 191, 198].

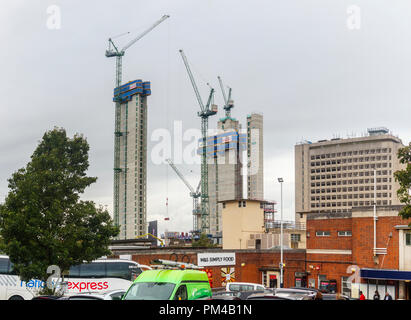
[122, 269, 212, 300]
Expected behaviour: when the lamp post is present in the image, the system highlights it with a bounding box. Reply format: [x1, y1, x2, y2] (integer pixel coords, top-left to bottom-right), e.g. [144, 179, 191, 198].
[277, 177, 284, 288]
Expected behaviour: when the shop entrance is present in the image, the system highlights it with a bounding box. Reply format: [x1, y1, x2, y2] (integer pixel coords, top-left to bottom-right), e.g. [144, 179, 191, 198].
[263, 271, 280, 288]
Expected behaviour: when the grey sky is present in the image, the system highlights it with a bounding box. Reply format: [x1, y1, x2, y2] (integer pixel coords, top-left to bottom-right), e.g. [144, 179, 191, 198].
[1, 1, 410, 237]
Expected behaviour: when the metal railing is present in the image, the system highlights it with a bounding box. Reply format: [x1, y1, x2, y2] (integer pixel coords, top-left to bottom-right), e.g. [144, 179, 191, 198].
[268, 220, 306, 231]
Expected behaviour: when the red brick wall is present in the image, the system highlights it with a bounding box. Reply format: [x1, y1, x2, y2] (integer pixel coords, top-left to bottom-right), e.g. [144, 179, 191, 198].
[305, 212, 411, 293]
[352, 216, 411, 269]
[307, 218, 352, 250]
[306, 253, 353, 291]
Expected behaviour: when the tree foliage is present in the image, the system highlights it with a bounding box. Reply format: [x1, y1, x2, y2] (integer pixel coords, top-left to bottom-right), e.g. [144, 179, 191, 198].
[0, 128, 119, 291]
[192, 233, 217, 248]
[394, 143, 411, 219]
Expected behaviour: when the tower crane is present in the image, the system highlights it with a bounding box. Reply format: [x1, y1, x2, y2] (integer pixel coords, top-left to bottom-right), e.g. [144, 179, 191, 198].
[179, 49, 217, 235]
[105, 15, 169, 227]
[165, 158, 201, 233]
[217, 76, 234, 118]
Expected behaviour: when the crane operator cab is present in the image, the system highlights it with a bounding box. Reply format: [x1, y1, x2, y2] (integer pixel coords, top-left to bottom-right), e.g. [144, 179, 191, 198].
[122, 260, 212, 300]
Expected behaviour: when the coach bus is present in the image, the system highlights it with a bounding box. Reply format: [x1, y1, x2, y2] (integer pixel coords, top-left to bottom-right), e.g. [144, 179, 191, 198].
[0, 255, 151, 300]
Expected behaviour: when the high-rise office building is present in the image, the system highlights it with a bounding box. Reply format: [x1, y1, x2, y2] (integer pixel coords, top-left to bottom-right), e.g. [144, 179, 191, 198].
[294, 127, 405, 222]
[113, 79, 150, 239]
[247, 113, 264, 200]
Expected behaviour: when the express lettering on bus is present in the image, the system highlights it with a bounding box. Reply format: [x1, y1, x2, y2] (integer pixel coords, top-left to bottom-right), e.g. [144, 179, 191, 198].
[67, 281, 109, 292]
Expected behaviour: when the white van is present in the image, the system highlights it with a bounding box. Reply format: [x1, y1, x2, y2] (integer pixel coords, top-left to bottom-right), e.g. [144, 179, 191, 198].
[226, 282, 265, 292]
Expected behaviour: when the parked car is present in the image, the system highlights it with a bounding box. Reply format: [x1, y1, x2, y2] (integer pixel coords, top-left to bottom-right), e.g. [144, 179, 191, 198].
[273, 288, 319, 300]
[32, 296, 61, 300]
[208, 294, 241, 301]
[246, 293, 295, 300]
[225, 282, 266, 292]
[58, 290, 126, 300]
[321, 293, 350, 300]
[289, 287, 323, 299]
[290, 287, 322, 294]
[122, 269, 212, 300]
[212, 291, 240, 298]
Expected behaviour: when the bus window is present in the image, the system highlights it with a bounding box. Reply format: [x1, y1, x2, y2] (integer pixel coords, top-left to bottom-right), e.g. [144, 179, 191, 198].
[0, 257, 9, 274]
[79, 262, 106, 278]
[68, 265, 80, 277]
[106, 262, 136, 281]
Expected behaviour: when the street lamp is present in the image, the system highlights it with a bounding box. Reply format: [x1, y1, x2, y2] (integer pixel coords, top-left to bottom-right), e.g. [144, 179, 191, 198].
[277, 177, 284, 288]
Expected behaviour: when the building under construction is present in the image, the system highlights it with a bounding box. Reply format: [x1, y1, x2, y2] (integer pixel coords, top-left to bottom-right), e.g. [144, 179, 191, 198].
[113, 80, 151, 239]
[197, 109, 264, 241]
[197, 117, 247, 239]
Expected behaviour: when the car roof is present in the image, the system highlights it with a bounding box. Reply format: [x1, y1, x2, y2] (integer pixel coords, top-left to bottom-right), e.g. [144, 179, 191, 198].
[290, 286, 320, 292]
[68, 290, 126, 298]
[134, 269, 209, 284]
[227, 282, 264, 286]
[246, 293, 289, 300]
[68, 294, 105, 299]
[275, 288, 315, 294]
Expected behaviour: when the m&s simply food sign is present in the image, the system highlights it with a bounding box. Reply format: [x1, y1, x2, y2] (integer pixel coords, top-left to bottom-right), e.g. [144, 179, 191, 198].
[197, 252, 236, 267]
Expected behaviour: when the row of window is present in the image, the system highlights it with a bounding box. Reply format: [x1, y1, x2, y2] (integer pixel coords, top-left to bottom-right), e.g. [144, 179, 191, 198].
[311, 200, 390, 207]
[311, 165, 391, 175]
[311, 167, 391, 175]
[311, 192, 391, 198]
[311, 192, 391, 200]
[315, 231, 352, 237]
[311, 187, 391, 195]
[310, 148, 391, 160]
[311, 182, 391, 190]
[311, 174, 390, 181]
[310, 156, 390, 166]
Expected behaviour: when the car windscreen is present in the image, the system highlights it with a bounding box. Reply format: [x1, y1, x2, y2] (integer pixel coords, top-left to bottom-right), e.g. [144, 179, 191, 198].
[123, 282, 175, 300]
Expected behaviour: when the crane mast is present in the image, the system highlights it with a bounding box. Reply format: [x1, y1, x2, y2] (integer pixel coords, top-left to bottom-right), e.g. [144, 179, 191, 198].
[106, 15, 169, 230]
[165, 159, 201, 233]
[217, 76, 234, 118]
[179, 49, 217, 235]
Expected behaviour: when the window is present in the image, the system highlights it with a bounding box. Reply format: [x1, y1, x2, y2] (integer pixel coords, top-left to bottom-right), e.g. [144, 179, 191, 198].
[229, 284, 254, 292]
[291, 234, 301, 242]
[341, 276, 351, 297]
[0, 257, 9, 274]
[406, 233, 411, 246]
[77, 262, 106, 278]
[124, 282, 175, 300]
[174, 285, 188, 300]
[338, 231, 352, 237]
[316, 231, 330, 237]
[318, 274, 327, 289]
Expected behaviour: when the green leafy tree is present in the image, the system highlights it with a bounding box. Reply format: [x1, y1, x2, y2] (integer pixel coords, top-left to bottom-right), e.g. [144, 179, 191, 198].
[394, 143, 411, 219]
[192, 233, 217, 248]
[0, 128, 119, 294]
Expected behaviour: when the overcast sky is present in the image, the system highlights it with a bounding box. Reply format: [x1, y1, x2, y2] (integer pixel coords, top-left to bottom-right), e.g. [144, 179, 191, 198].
[1, 0, 411, 237]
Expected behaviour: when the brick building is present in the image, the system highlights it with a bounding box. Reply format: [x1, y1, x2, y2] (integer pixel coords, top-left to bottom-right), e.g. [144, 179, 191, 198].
[304, 205, 411, 299]
[111, 248, 306, 289]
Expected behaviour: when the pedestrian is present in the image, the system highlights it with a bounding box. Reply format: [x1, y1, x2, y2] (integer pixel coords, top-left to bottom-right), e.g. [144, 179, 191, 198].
[373, 290, 380, 300]
[359, 291, 366, 300]
[384, 292, 393, 300]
